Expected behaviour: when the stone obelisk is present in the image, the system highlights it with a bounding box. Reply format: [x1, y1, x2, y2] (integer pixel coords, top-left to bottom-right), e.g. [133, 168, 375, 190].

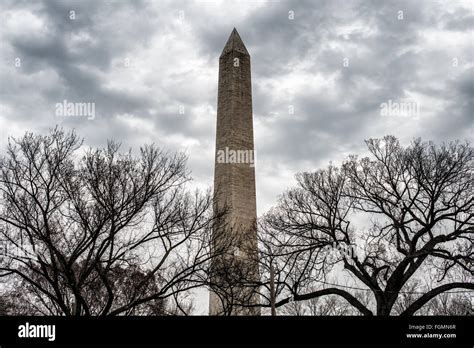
[209, 28, 260, 315]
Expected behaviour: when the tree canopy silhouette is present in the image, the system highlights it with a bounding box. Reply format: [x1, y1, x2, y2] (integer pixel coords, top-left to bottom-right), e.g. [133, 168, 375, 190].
[0, 128, 221, 315]
[257, 136, 473, 315]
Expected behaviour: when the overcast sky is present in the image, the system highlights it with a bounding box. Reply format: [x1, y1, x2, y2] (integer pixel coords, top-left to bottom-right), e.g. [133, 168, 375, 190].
[1, 0, 473, 216]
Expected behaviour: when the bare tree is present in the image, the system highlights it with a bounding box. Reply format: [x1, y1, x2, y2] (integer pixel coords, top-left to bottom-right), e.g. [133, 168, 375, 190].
[257, 136, 473, 315]
[0, 128, 222, 316]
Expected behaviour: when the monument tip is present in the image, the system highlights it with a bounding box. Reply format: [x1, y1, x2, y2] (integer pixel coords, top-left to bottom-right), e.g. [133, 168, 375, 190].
[220, 28, 249, 57]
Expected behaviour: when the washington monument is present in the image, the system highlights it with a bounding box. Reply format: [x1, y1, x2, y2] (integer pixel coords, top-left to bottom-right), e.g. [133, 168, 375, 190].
[209, 28, 260, 315]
